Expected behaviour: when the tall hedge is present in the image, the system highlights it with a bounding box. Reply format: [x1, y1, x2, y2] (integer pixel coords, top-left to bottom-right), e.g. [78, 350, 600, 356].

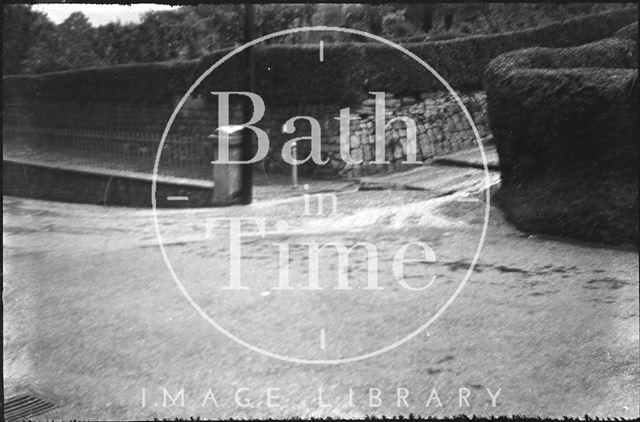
[3, 60, 199, 104]
[485, 37, 638, 245]
[613, 21, 638, 40]
[3, 8, 637, 106]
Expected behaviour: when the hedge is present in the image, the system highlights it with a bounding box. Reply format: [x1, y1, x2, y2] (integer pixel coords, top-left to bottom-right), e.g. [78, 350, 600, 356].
[485, 37, 638, 245]
[3, 60, 199, 104]
[485, 37, 637, 178]
[3, 7, 637, 106]
[485, 37, 637, 81]
[613, 21, 638, 40]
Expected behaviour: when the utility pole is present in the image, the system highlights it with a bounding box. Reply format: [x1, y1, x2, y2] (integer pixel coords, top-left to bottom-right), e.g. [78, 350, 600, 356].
[240, 3, 256, 204]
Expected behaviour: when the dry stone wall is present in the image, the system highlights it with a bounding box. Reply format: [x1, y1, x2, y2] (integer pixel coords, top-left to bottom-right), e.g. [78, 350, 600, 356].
[314, 91, 490, 178]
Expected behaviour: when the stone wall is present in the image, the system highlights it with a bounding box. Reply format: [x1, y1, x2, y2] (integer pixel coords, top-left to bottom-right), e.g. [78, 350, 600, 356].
[3, 158, 213, 207]
[3, 89, 490, 178]
[313, 91, 490, 178]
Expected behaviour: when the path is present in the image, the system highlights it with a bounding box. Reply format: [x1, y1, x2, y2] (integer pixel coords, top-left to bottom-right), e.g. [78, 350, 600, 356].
[3, 157, 638, 420]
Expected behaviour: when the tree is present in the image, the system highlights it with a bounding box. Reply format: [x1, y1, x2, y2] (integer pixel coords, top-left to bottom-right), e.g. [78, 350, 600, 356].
[256, 3, 317, 43]
[382, 9, 418, 39]
[2, 4, 55, 74]
[405, 4, 434, 33]
[57, 12, 101, 68]
[190, 4, 244, 48]
[343, 4, 385, 35]
[23, 11, 101, 73]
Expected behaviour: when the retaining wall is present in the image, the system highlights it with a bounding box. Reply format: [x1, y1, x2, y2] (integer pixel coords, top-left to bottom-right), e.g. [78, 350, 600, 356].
[3, 89, 489, 178]
[2, 158, 213, 207]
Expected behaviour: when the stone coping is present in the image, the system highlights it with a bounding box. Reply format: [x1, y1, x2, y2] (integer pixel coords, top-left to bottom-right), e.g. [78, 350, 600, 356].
[3, 156, 214, 189]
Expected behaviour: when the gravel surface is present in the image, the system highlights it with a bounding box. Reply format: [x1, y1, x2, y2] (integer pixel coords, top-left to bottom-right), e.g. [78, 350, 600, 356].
[3, 163, 638, 420]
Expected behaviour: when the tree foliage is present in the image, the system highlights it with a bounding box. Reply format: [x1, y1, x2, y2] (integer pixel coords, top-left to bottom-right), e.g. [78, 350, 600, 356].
[3, 3, 635, 75]
[3, 5, 55, 74]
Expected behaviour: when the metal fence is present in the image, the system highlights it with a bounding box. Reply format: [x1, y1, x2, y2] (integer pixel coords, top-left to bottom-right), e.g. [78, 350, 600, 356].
[2, 125, 214, 178]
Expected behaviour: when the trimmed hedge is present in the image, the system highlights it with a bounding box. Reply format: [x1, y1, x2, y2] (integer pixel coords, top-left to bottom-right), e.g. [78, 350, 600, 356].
[485, 37, 639, 245]
[486, 38, 637, 179]
[485, 38, 637, 80]
[613, 21, 638, 40]
[3, 60, 199, 104]
[3, 7, 637, 106]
